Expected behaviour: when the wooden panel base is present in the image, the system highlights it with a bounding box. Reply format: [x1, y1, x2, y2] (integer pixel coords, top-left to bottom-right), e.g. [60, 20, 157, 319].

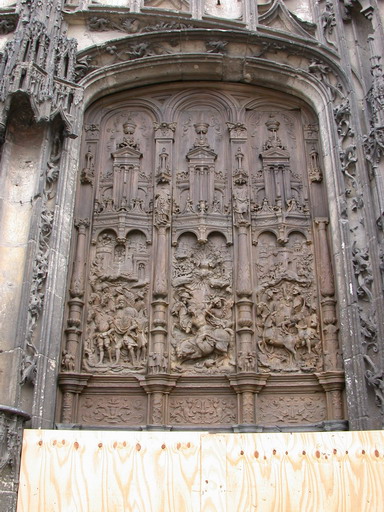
[17, 430, 384, 511]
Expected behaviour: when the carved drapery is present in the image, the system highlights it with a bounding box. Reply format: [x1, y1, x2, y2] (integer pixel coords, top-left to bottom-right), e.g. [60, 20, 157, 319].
[59, 85, 344, 429]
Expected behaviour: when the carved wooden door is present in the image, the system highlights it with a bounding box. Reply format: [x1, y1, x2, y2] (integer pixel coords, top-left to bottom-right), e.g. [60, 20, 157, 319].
[59, 84, 344, 429]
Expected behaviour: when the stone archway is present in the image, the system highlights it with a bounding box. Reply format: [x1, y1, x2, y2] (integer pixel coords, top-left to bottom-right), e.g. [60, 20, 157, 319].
[58, 82, 346, 430]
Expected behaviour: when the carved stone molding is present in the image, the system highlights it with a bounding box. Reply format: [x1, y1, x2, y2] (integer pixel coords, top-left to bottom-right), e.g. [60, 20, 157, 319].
[80, 395, 146, 425]
[168, 395, 237, 425]
[258, 394, 327, 425]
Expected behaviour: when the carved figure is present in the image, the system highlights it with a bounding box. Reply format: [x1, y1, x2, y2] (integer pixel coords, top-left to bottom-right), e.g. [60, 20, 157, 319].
[352, 242, 373, 301]
[321, 1, 336, 47]
[255, 230, 323, 372]
[118, 121, 140, 150]
[296, 313, 320, 354]
[61, 350, 75, 372]
[176, 316, 233, 363]
[259, 314, 297, 364]
[238, 351, 256, 372]
[171, 234, 233, 371]
[113, 296, 139, 363]
[20, 343, 38, 386]
[154, 188, 171, 226]
[233, 188, 249, 224]
[364, 355, 384, 412]
[175, 296, 233, 362]
[171, 289, 193, 333]
[88, 17, 111, 31]
[206, 41, 228, 54]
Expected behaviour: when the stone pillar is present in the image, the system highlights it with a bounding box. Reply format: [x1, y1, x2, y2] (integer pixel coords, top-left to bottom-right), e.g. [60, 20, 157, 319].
[0, 406, 30, 512]
[149, 123, 176, 373]
[236, 225, 255, 371]
[315, 218, 345, 421]
[65, 218, 90, 372]
[229, 375, 269, 429]
[316, 373, 345, 421]
[227, 122, 256, 373]
[60, 219, 90, 421]
[315, 218, 342, 371]
[57, 375, 89, 424]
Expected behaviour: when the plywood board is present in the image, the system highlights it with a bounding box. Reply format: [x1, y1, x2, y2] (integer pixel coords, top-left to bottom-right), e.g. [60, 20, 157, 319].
[17, 430, 384, 512]
[223, 431, 384, 512]
[17, 431, 201, 512]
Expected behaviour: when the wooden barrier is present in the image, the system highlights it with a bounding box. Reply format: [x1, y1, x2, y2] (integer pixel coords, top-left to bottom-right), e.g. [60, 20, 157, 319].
[17, 430, 384, 511]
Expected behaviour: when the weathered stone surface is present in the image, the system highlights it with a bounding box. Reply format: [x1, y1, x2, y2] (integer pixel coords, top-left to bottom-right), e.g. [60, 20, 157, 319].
[1, 0, 384, 508]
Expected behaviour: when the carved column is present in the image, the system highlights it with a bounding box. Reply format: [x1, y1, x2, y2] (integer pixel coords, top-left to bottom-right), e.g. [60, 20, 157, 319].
[150, 123, 176, 371]
[315, 218, 345, 421]
[0, 406, 30, 511]
[316, 373, 345, 421]
[57, 375, 89, 424]
[227, 123, 255, 374]
[229, 375, 269, 428]
[315, 218, 341, 370]
[64, 218, 89, 372]
[236, 224, 255, 369]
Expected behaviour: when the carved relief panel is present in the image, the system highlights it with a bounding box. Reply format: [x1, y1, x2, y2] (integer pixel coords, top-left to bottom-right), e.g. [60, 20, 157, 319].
[59, 84, 343, 429]
[84, 229, 149, 373]
[249, 112, 320, 373]
[171, 232, 234, 374]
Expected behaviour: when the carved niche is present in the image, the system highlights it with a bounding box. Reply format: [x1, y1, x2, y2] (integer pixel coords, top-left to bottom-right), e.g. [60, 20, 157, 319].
[59, 85, 343, 429]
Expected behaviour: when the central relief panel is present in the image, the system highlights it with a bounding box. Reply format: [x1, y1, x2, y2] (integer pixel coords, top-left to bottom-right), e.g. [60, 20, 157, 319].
[58, 84, 345, 429]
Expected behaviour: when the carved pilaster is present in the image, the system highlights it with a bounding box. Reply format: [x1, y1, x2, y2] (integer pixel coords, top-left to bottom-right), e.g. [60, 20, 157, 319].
[315, 218, 341, 371]
[315, 218, 335, 298]
[58, 375, 89, 424]
[70, 219, 90, 299]
[234, 222, 254, 369]
[150, 122, 175, 368]
[140, 375, 178, 426]
[65, 219, 89, 371]
[150, 299, 168, 362]
[153, 225, 169, 297]
[316, 372, 345, 421]
[228, 123, 255, 372]
[229, 375, 269, 425]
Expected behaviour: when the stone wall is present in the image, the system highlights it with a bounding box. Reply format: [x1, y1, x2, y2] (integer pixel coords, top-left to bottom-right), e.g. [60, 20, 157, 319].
[0, 0, 384, 507]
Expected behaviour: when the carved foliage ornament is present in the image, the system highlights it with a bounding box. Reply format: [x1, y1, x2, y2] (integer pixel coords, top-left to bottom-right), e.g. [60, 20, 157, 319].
[22, 131, 63, 386]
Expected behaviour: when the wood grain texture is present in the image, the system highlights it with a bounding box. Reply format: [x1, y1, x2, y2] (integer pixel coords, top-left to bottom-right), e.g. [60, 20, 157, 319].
[17, 430, 384, 512]
[17, 431, 201, 512]
[223, 431, 384, 512]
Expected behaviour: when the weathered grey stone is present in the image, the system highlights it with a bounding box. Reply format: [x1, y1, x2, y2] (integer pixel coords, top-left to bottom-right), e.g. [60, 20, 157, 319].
[0, 1, 384, 509]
